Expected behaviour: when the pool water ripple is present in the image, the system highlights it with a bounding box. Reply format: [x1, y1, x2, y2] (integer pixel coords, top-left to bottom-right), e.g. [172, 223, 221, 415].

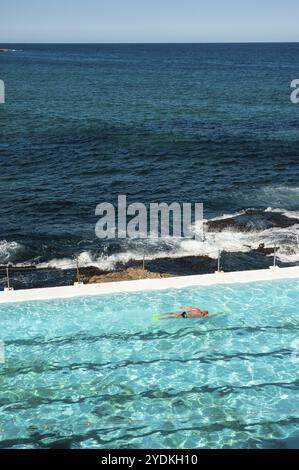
[0, 278, 299, 448]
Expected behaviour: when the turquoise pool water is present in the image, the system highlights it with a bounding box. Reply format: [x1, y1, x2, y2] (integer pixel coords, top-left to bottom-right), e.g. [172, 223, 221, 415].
[0, 279, 299, 449]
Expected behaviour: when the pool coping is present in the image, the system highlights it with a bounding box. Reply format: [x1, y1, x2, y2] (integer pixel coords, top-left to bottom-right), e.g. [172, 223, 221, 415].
[0, 266, 298, 304]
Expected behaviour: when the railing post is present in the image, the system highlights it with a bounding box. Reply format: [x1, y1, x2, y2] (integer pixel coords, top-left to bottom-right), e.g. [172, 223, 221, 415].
[4, 265, 14, 291]
[76, 259, 80, 283]
[218, 249, 221, 273]
[6, 267, 10, 290]
[74, 258, 83, 286]
[270, 243, 280, 270]
[215, 249, 223, 274]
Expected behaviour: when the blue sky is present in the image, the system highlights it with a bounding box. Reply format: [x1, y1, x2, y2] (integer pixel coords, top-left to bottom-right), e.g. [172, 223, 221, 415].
[0, 0, 297, 43]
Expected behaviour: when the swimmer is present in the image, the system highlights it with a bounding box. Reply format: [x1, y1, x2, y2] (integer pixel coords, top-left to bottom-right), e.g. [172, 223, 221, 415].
[156, 306, 209, 320]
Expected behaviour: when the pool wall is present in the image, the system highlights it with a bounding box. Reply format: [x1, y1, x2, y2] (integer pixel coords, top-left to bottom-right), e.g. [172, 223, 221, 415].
[0, 266, 299, 304]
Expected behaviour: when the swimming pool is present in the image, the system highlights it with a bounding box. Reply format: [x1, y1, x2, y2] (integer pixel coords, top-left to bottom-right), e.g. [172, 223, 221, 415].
[0, 278, 299, 449]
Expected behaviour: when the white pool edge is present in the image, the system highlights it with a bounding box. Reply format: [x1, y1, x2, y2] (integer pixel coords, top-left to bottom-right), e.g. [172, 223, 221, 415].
[0, 266, 299, 304]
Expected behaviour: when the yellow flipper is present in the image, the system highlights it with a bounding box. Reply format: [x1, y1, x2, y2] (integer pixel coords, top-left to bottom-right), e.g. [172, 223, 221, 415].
[152, 313, 161, 321]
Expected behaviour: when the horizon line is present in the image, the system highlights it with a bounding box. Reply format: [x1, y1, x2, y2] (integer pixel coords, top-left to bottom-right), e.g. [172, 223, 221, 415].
[1, 41, 299, 45]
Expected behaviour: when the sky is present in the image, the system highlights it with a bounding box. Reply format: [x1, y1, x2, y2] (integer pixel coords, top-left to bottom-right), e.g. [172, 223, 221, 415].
[0, 0, 298, 43]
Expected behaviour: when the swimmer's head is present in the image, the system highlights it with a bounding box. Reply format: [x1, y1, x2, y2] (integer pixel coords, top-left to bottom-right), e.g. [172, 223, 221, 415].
[202, 310, 208, 316]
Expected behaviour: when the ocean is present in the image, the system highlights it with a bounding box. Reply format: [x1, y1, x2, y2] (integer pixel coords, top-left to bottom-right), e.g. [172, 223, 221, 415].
[0, 43, 298, 288]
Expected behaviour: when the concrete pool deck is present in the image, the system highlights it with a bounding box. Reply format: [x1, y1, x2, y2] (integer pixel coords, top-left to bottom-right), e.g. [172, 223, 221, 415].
[0, 266, 299, 304]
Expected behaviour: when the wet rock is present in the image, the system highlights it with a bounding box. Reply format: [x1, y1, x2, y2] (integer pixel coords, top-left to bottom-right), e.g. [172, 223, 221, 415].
[79, 267, 174, 284]
[206, 209, 298, 232]
[77, 266, 109, 278]
[253, 243, 278, 255]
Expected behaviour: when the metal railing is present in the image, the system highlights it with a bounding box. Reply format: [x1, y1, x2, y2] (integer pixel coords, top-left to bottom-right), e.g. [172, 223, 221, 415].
[216, 249, 222, 273]
[273, 243, 277, 268]
[0, 245, 283, 292]
[74, 259, 83, 285]
[5, 267, 12, 291]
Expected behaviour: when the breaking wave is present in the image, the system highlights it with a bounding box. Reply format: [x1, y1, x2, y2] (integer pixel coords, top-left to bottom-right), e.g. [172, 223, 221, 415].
[6, 206, 296, 271]
[0, 240, 25, 264]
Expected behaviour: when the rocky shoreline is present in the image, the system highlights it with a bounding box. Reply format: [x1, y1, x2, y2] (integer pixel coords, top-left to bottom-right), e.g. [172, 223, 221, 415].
[77, 266, 174, 284]
[0, 244, 279, 288]
[74, 243, 279, 284]
[0, 244, 294, 291]
[206, 209, 297, 232]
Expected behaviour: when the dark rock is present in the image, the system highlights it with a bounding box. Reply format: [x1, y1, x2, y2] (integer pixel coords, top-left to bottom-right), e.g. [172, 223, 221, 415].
[253, 243, 279, 255]
[206, 209, 298, 233]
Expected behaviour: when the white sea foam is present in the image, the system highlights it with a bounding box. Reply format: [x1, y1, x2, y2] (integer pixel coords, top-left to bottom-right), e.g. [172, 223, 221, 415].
[265, 207, 299, 220]
[270, 185, 299, 193]
[262, 185, 299, 195]
[37, 227, 299, 271]
[0, 240, 24, 264]
[5, 207, 299, 270]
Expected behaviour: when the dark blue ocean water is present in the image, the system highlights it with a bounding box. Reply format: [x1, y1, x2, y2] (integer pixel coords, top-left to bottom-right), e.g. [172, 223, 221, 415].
[0, 44, 298, 286]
